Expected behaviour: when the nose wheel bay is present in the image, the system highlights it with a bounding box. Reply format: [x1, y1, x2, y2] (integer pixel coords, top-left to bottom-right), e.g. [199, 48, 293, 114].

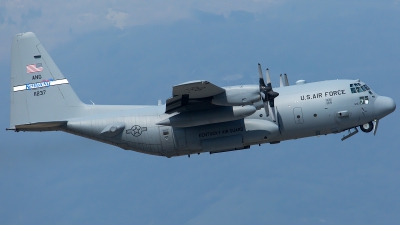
[360, 121, 374, 133]
[341, 120, 378, 141]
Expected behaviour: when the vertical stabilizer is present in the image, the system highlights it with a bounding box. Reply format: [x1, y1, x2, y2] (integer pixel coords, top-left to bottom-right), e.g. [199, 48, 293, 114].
[10, 32, 85, 129]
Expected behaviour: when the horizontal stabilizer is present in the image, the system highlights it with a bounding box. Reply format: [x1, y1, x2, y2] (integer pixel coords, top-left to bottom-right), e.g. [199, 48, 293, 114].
[14, 121, 67, 132]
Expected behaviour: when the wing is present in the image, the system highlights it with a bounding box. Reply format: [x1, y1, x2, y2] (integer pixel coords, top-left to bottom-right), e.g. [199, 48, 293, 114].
[165, 80, 225, 114]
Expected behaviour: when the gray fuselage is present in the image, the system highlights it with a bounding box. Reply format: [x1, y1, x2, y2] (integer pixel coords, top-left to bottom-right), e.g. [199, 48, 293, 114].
[64, 79, 391, 158]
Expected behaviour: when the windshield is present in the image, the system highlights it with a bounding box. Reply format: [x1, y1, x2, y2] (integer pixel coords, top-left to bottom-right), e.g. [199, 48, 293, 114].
[350, 82, 371, 94]
[350, 81, 375, 101]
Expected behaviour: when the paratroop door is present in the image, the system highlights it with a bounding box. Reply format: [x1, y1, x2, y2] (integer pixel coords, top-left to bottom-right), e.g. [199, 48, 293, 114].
[293, 107, 304, 124]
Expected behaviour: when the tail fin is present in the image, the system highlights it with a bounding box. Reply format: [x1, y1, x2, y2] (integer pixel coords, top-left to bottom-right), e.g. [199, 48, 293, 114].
[9, 32, 85, 130]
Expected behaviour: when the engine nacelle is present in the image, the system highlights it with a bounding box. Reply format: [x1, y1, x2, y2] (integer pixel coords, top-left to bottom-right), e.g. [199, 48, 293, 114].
[212, 85, 260, 106]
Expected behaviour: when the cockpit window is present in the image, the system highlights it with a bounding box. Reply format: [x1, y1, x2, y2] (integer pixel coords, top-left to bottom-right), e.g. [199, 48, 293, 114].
[350, 82, 371, 94]
[359, 96, 369, 105]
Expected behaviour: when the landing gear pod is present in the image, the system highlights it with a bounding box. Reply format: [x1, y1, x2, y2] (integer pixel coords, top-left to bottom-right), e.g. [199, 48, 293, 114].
[360, 121, 374, 133]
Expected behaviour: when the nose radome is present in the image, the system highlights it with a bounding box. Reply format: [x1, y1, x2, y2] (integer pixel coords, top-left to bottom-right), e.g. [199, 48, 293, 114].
[374, 96, 396, 119]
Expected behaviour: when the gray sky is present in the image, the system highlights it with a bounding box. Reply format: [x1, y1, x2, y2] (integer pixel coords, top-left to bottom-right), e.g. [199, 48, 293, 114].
[1, 1, 400, 224]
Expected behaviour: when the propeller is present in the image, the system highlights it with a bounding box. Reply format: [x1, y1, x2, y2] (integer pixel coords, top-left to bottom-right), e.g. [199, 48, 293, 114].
[258, 63, 279, 122]
[284, 73, 289, 86]
[279, 73, 290, 87]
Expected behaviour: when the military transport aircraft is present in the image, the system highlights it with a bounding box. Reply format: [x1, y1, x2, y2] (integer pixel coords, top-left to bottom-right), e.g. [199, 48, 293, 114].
[7, 32, 396, 158]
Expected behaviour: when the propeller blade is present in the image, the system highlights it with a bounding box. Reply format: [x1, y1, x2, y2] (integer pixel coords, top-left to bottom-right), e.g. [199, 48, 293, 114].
[373, 119, 379, 135]
[258, 63, 265, 82]
[259, 92, 269, 116]
[270, 105, 276, 122]
[258, 63, 265, 91]
[264, 102, 269, 117]
[260, 92, 266, 101]
[279, 74, 284, 87]
[266, 68, 271, 86]
[284, 73, 289, 86]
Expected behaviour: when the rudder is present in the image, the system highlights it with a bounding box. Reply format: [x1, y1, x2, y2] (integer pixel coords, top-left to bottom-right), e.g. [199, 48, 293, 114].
[9, 32, 85, 130]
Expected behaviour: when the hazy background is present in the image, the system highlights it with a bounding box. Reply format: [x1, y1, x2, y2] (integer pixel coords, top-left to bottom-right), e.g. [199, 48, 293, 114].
[1, 0, 399, 224]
